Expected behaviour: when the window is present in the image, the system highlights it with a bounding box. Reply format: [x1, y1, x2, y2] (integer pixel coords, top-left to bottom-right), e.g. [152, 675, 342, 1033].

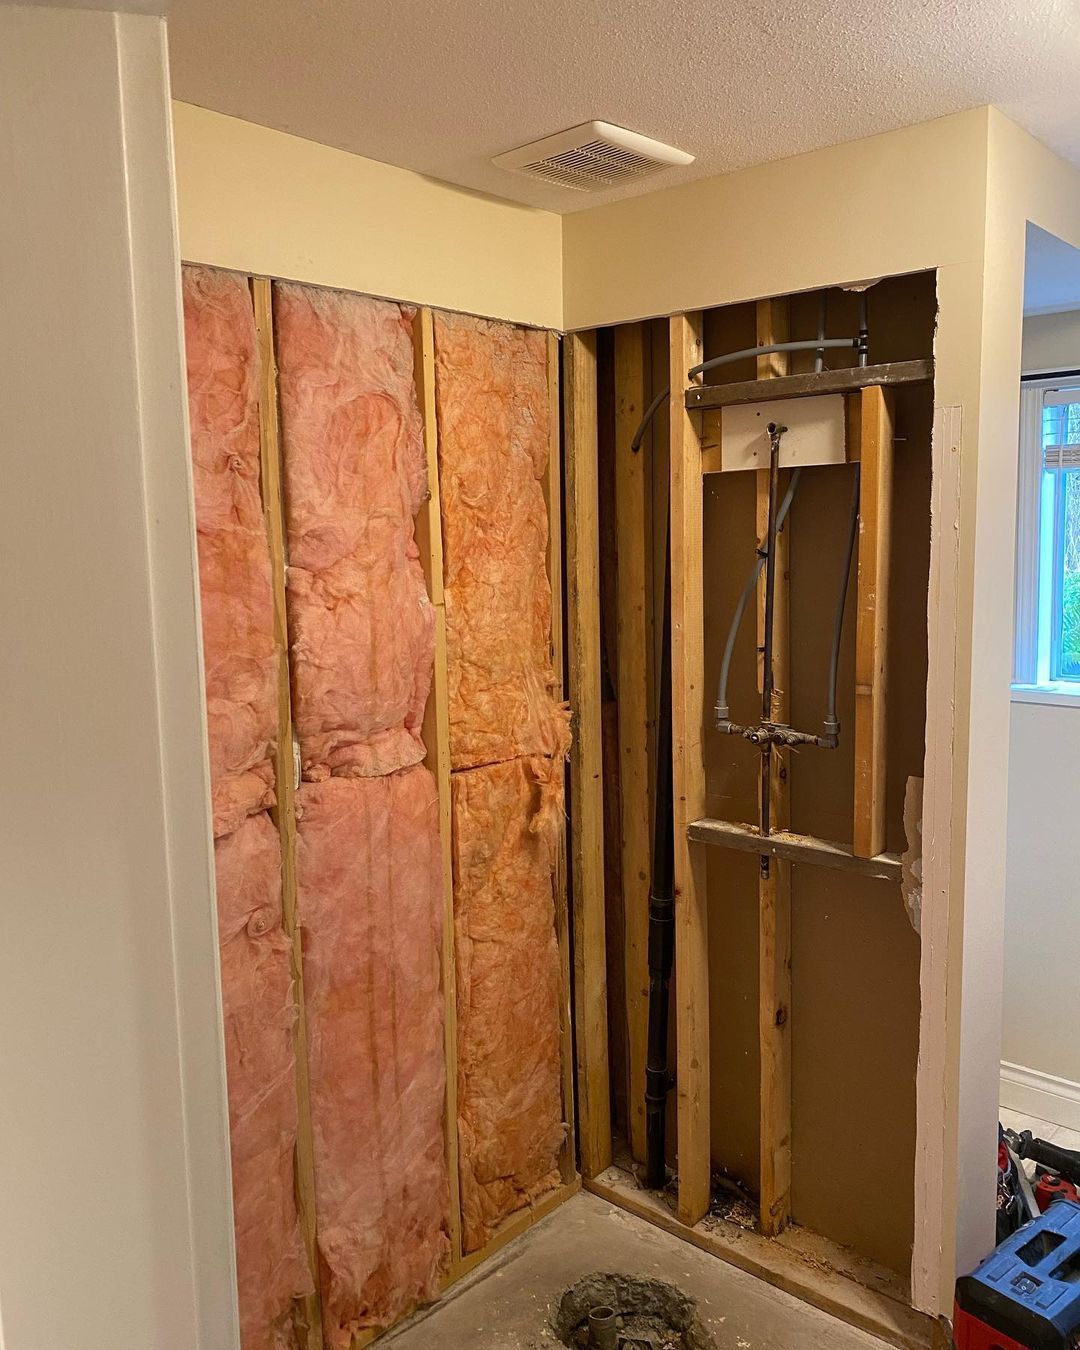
[1014, 380, 1080, 694]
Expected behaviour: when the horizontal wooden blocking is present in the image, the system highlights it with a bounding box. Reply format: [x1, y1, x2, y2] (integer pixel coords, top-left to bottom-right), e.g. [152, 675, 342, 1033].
[853, 384, 895, 859]
[564, 330, 612, 1180]
[669, 312, 710, 1227]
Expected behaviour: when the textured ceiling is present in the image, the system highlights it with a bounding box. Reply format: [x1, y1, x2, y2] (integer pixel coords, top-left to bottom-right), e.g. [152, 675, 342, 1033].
[167, 0, 1080, 214]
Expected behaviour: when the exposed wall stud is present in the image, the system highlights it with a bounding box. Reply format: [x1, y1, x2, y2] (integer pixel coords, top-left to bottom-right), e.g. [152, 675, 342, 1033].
[614, 322, 653, 1164]
[853, 385, 895, 858]
[564, 329, 613, 1179]
[669, 312, 710, 1226]
[411, 306, 464, 1267]
[545, 330, 579, 1185]
[754, 298, 793, 1238]
[251, 275, 325, 1349]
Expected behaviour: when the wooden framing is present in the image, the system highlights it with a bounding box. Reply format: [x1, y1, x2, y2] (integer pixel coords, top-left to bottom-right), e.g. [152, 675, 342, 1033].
[688, 358, 933, 412]
[687, 818, 902, 881]
[564, 330, 613, 1180]
[543, 331, 578, 1185]
[251, 277, 325, 1349]
[585, 1168, 933, 1350]
[669, 313, 711, 1226]
[754, 299, 793, 1238]
[411, 307, 463, 1267]
[853, 385, 895, 857]
[229, 284, 582, 1350]
[613, 323, 653, 1164]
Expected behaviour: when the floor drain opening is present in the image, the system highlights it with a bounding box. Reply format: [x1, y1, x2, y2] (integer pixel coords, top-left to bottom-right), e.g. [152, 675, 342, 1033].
[553, 1273, 715, 1350]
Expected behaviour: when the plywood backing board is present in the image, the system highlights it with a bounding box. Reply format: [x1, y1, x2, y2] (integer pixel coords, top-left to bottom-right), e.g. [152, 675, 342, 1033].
[563, 329, 613, 1180]
[853, 385, 895, 858]
[669, 312, 711, 1226]
[613, 322, 652, 1165]
[411, 306, 463, 1268]
[754, 298, 793, 1238]
[251, 276, 325, 1349]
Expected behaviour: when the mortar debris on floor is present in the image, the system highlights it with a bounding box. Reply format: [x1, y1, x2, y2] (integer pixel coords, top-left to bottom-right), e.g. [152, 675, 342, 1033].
[382, 1192, 895, 1350]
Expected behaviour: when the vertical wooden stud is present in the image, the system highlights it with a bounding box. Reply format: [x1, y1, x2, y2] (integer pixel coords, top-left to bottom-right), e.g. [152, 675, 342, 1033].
[564, 330, 613, 1180]
[251, 276, 325, 1349]
[613, 323, 653, 1164]
[853, 385, 894, 859]
[544, 330, 578, 1185]
[755, 299, 793, 1238]
[411, 307, 464, 1266]
[669, 313, 710, 1227]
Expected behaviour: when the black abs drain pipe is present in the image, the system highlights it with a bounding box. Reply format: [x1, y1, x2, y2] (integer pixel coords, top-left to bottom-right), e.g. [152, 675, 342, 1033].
[644, 519, 675, 1191]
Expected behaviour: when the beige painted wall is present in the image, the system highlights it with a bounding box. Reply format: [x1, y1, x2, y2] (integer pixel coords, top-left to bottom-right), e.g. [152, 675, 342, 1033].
[2, 10, 237, 1348]
[561, 109, 990, 329]
[1002, 315, 1080, 1096]
[962, 101, 1080, 1260]
[172, 102, 563, 329]
[1023, 307, 1080, 370]
[1004, 701, 1080, 1087]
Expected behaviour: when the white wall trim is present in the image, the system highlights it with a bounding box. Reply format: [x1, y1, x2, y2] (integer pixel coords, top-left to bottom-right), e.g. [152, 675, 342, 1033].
[1000, 1062, 1080, 1132]
[1011, 683, 1080, 706]
[1013, 385, 1042, 683]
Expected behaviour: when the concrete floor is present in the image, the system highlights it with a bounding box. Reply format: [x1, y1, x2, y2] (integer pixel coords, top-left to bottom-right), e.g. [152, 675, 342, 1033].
[385, 1192, 891, 1349]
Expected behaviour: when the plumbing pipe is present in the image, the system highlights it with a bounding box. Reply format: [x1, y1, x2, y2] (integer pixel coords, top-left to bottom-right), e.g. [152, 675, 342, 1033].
[688, 337, 857, 382]
[644, 518, 675, 1191]
[858, 291, 869, 368]
[715, 468, 802, 725]
[588, 1305, 618, 1350]
[815, 295, 827, 373]
[759, 423, 785, 838]
[630, 337, 860, 451]
[823, 465, 861, 746]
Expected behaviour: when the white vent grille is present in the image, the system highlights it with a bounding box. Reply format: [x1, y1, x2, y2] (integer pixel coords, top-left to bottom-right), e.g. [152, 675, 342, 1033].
[493, 121, 693, 192]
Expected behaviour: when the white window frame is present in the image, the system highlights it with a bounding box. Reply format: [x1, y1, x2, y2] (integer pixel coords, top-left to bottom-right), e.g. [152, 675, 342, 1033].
[1013, 374, 1080, 703]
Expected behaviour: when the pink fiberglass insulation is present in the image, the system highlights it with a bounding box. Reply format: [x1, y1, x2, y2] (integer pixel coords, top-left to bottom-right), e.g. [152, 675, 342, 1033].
[215, 814, 314, 1349]
[452, 758, 566, 1252]
[431, 311, 568, 772]
[183, 265, 278, 836]
[184, 264, 312, 1348]
[296, 769, 449, 1343]
[274, 283, 434, 782]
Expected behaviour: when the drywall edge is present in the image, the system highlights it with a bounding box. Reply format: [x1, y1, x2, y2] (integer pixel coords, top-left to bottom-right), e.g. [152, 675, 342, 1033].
[172, 102, 564, 330]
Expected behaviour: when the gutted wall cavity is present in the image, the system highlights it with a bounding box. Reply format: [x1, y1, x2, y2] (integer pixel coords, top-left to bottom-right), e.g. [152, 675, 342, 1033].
[433, 312, 570, 1252]
[275, 282, 450, 1343]
[184, 264, 313, 1348]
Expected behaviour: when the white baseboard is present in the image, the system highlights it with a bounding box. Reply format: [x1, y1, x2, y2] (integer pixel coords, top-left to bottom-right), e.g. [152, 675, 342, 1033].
[1000, 1061, 1080, 1132]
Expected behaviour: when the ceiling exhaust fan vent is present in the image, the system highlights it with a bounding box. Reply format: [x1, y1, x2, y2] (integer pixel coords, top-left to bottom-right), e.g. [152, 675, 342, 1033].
[492, 121, 694, 192]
